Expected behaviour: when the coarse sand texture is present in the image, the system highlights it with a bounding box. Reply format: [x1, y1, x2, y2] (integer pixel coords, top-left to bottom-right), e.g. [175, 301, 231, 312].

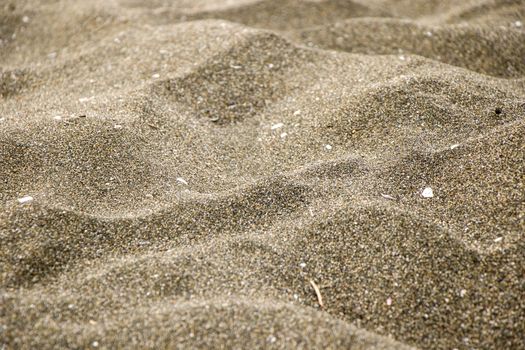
[1, 0, 524, 349]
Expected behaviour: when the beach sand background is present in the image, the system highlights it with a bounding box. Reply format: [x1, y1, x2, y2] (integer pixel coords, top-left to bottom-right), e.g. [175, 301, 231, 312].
[1, 0, 524, 349]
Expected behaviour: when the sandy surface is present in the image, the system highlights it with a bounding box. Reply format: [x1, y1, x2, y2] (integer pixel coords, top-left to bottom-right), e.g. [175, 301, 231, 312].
[1, 0, 524, 349]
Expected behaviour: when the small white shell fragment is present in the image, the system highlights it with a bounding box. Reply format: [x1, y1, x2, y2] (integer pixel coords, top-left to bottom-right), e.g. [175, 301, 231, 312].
[421, 187, 434, 198]
[53, 115, 62, 121]
[386, 297, 392, 306]
[280, 132, 288, 138]
[229, 64, 242, 69]
[494, 237, 503, 243]
[113, 124, 123, 129]
[18, 195, 34, 204]
[152, 73, 160, 79]
[450, 144, 460, 150]
[268, 63, 274, 69]
[514, 20, 522, 28]
[299, 262, 306, 268]
[460, 289, 467, 298]
[325, 144, 332, 150]
[22, 16, 30, 23]
[381, 194, 396, 200]
[78, 97, 92, 103]
[293, 110, 301, 116]
[271, 123, 284, 130]
[176, 177, 188, 185]
[92, 341, 99, 348]
[399, 55, 406, 61]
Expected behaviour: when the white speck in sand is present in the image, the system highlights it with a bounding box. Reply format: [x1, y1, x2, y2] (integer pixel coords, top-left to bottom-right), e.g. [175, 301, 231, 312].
[514, 20, 522, 28]
[421, 187, 434, 198]
[48, 52, 57, 59]
[268, 63, 274, 69]
[293, 294, 299, 300]
[53, 115, 62, 121]
[325, 144, 332, 150]
[152, 73, 160, 79]
[267, 335, 277, 343]
[229, 64, 242, 69]
[22, 16, 30, 23]
[78, 97, 92, 103]
[176, 177, 188, 185]
[280, 132, 288, 138]
[494, 237, 503, 243]
[299, 262, 306, 268]
[450, 144, 460, 150]
[424, 31, 433, 37]
[113, 124, 123, 129]
[386, 297, 392, 306]
[0, 117, 5, 122]
[17, 196, 34, 204]
[460, 289, 467, 298]
[114, 37, 121, 44]
[381, 194, 396, 200]
[159, 49, 169, 55]
[92, 341, 99, 348]
[399, 55, 406, 61]
[271, 123, 284, 130]
[68, 304, 75, 309]
[293, 110, 301, 116]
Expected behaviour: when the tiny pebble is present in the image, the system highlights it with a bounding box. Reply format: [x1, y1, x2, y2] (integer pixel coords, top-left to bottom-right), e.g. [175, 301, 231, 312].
[267, 335, 277, 343]
[299, 262, 306, 268]
[325, 144, 332, 150]
[92, 341, 99, 348]
[152, 73, 160, 79]
[494, 237, 503, 243]
[424, 31, 433, 37]
[514, 20, 522, 28]
[460, 289, 467, 298]
[271, 123, 284, 130]
[280, 132, 287, 138]
[399, 55, 406, 61]
[22, 16, 30, 23]
[17, 195, 34, 204]
[421, 187, 434, 198]
[53, 115, 62, 121]
[386, 297, 392, 306]
[114, 124, 123, 129]
[293, 110, 301, 116]
[450, 144, 460, 150]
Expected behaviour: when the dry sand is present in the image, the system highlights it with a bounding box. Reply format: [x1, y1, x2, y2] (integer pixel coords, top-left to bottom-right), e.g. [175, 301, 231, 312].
[1, 0, 524, 349]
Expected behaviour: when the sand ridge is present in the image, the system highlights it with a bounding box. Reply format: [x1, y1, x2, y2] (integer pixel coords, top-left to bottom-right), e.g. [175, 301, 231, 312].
[1, 0, 524, 349]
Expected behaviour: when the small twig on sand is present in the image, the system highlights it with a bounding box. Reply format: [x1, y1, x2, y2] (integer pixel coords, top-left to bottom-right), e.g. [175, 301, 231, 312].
[310, 279, 324, 309]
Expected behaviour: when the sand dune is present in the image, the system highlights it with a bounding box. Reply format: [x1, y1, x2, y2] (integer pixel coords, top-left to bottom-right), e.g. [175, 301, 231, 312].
[1, 1, 524, 349]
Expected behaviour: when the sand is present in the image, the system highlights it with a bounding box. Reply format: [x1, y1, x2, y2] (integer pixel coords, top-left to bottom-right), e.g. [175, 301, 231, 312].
[1, 0, 524, 349]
